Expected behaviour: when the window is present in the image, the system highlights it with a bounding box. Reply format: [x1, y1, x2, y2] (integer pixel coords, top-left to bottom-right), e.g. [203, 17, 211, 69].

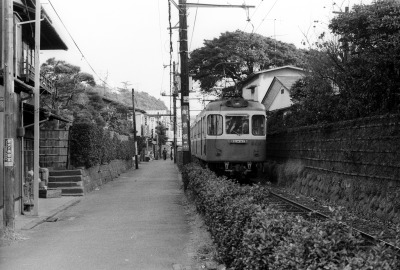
[226, 115, 249, 135]
[281, 89, 284, 94]
[198, 119, 201, 137]
[252, 115, 266, 136]
[207, 114, 223, 135]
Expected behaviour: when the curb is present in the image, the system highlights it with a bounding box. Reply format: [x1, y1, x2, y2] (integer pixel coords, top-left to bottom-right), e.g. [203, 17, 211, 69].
[21, 198, 81, 230]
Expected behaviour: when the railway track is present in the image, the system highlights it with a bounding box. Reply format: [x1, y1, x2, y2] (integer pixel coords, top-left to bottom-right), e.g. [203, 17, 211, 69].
[268, 189, 400, 254]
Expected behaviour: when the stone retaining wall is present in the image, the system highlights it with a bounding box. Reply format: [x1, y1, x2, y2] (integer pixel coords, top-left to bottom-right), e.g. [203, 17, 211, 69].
[265, 114, 400, 224]
[81, 159, 133, 193]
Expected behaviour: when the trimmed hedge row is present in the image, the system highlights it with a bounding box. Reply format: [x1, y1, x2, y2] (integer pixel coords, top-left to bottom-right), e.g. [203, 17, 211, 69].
[182, 163, 399, 269]
[70, 123, 135, 168]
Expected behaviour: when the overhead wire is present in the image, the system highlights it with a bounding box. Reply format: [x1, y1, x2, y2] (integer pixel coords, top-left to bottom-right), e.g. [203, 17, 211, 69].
[254, 0, 279, 34]
[189, 0, 200, 52]
[243, 0, 264, 32]
[47, 0, 111, 88]
[168, 0, 173, 117]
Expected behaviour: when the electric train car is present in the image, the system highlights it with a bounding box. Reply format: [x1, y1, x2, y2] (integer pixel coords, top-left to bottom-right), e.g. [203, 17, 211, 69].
[190, 98, 267, 176]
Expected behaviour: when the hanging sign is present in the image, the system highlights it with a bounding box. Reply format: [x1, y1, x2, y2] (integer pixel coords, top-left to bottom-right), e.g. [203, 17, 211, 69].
[4, 138, 14, 167]
[181, 105, 190, 151]
[0, 97, 4, 112]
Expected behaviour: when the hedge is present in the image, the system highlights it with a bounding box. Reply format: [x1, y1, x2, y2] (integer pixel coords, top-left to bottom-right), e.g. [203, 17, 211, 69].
[70, 123, 135, 168]
[182, 163, 399, 269]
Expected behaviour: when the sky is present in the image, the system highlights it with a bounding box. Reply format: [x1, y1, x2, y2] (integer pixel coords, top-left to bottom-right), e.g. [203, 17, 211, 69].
[40, 0, 373, 112]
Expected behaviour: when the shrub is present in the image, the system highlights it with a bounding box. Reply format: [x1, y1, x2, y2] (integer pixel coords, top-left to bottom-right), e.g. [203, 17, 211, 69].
[70, 123, 135, 168]
[183, 163, 399, 269]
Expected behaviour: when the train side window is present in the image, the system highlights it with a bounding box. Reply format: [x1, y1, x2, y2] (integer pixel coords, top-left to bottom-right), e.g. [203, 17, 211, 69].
[252, 115, 266, 136]
[198, 119, 201, 137]
[203, 116, 206, 135]
[207, 114, 223, 135]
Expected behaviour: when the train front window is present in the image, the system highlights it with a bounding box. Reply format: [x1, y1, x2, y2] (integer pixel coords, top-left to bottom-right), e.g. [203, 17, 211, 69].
[207, 114, 223, 135]
[226, 116, 249, 135]
[252, 115, 266, 136]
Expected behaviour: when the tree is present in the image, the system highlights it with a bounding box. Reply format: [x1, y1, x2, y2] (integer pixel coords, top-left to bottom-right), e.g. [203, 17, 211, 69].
[283, 0, 400, 130]
[155, 121, 168, 157]
[328, 0, 400, 116]
[155, 121, 168, 145]
[189, 30, 306, 95]
[41, 58, 96, 126]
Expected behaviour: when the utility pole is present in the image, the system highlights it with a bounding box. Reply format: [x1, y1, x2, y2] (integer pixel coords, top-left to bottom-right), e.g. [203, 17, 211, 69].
[333, 6, 349, 63]
[178, 0, 191, 165]
[32, 0, 41, 216]
[174, 0, 255, 166]
[173, 61, 177, 163]
[131, 88, 139, 169]
[3, 0, 15, 227]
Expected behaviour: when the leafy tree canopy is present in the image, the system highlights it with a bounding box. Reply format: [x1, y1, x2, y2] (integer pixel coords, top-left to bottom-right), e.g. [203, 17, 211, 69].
[155, 121, 168, 146]
[111, 88, 168, 111]
[189, 30, 306, 95]
[279, 0, 400, 132]
[41, 58, 96, 124]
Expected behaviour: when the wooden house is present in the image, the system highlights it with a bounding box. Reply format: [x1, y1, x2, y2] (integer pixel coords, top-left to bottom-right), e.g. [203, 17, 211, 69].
[241, 66, 305, 103]
[0, 0, 68, 226]
[262, 75, 303, 112]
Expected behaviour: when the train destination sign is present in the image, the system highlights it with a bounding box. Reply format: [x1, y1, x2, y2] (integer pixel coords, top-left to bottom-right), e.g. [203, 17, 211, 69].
[181, 105, 190, 151]
[230, 139, 247, 144]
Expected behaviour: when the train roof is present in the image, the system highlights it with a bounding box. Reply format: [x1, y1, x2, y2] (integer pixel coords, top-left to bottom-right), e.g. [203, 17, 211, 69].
[204, 98, 266, 112]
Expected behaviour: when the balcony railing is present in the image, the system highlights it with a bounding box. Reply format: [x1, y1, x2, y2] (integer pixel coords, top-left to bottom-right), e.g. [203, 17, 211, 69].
[19, 61, 56, 94]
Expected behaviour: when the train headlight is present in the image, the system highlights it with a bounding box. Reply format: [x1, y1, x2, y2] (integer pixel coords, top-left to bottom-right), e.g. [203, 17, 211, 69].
[224, 162, 229, 170]
[247, 162, 252, 170]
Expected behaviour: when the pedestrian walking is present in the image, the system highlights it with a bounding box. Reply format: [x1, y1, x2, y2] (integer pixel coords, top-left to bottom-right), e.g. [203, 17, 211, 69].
[162, 148, 167, 160]
[170, 147, 173, 160]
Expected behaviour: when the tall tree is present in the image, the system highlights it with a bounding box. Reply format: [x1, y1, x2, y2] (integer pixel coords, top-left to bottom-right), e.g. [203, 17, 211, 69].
[155, 121, 168, 157]
[40, 58, 96, 123]
[293, 0, 400, 123]
[328, 0, 400, 116]
[189, 30, 306, 95]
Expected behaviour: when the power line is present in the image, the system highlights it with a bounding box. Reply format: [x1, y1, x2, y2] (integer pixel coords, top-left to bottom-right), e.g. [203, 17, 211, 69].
[254, 0, 279, 34]
[189, 0, 199, 51]
[157, 0, 166, 63]
[243, 0, 264, 32]
[47, 0, 111, 88]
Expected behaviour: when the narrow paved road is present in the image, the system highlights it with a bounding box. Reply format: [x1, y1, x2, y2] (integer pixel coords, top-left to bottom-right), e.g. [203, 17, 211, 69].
[0, 160, 193, 270]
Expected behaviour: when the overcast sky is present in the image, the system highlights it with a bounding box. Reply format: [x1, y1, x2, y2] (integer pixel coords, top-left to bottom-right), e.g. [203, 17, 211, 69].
[41, 0, 372, 111]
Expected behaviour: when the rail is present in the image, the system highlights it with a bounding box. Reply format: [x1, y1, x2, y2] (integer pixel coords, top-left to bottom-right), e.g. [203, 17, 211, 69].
[269, 190, 400, 254]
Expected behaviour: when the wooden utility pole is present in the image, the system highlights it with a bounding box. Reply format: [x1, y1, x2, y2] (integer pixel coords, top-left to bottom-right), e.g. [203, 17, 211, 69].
[131, 88, 139, 169]
[333, 6, 349, 63]
[173, 61, 177, 163]
[174, 0, 255, 166]
[178, 0, 191, 165]
[3, 0, 15, 228]
[33, 0, 41, 216]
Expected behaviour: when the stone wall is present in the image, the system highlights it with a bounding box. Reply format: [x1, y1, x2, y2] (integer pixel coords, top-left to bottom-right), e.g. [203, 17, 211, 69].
[265, 114, 400, 223]
[81, 159, 133, 193]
